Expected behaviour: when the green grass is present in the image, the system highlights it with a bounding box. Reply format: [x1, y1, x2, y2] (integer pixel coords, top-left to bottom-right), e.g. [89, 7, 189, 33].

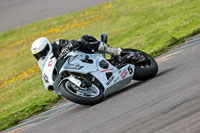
[1, 0, 200, 131]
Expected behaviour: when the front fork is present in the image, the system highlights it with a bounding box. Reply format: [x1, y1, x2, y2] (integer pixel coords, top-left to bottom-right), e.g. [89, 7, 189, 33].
[65, 71, 92, 88]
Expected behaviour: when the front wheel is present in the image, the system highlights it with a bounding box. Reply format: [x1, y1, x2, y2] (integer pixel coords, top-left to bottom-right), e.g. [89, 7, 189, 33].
[59, 80, 104, 105]
[122, 49, 158, 81]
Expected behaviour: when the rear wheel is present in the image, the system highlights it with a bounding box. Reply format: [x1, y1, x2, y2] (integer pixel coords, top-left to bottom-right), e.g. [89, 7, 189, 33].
[122, 49, 158, 81]
[59, 80, 104, 105]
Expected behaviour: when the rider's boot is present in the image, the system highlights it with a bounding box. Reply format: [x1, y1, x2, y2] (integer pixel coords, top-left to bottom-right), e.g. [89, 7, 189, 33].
[121, 52, 146, 64]
[98, 42, 122, 56]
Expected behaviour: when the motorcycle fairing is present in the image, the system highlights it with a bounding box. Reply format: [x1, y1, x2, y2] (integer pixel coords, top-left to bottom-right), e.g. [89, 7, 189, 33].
[91, 64, 135, 96]
[60, 51, 135, 96]
[42, 54, 57, 90]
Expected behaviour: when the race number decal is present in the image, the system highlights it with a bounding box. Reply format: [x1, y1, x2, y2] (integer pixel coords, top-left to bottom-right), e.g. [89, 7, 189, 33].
[121, 69, 128, 79]
[128, 66, 133, 74]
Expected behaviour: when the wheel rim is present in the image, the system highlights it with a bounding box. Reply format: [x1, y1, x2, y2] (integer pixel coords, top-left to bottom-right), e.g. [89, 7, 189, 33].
[135, 56, 151, 68]
[65, 81, 100, 98]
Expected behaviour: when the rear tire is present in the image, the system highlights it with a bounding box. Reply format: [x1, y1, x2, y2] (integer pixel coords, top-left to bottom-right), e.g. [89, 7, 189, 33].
[122, 49, 158, 81]
[59, 80, 104, 105]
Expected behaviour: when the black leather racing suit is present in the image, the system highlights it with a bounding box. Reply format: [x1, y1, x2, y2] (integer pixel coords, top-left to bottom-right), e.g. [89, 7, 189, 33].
[51, 35, 100, 58]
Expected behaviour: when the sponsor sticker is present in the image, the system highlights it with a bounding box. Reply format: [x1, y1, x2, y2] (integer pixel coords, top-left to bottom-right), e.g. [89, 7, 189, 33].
[48, 60, 53, 67]
[106, 76, 115, 85]
[121, 69, 128, 79]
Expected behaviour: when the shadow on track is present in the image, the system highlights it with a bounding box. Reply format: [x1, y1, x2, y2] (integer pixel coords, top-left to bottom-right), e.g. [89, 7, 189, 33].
[103, 67, 175, 101]
[62, 68, 176, 111]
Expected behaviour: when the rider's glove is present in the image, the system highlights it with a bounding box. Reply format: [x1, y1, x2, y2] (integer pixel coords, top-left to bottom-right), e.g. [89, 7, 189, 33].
[58, 40, 81, 59]
[58, 43, 73, 59]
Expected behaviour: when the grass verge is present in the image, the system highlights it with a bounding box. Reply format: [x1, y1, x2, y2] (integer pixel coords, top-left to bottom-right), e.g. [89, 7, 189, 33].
[0, 0, 200, 131]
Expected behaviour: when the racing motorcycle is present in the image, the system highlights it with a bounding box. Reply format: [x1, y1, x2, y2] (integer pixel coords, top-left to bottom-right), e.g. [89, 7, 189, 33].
[42, 34, 158, 105]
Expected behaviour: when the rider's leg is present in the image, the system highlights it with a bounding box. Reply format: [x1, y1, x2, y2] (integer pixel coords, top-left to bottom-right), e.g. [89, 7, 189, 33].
[97, 42, 122, 56]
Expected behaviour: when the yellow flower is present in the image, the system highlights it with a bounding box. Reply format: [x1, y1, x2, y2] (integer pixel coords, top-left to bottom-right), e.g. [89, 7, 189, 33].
[0, 64, 40, 88]
[103, 3, 112, 10]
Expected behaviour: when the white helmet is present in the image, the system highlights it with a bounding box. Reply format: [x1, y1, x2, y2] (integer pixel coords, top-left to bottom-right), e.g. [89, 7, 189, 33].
[31, 37, 52, 60]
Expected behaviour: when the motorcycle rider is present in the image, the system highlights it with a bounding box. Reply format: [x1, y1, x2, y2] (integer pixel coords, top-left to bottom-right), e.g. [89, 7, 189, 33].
[31, 34, 123, 71]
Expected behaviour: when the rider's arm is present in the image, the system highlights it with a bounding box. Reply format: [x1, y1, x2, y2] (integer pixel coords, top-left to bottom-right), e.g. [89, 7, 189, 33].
[55, 39, 81, 59]
[69, 40, 81, 50]
[54, 39, 80, 51]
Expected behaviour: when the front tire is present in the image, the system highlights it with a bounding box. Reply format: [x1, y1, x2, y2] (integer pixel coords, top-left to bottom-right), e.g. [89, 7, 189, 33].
[122, 49, 158, 81]
[59, 80, 104, 105]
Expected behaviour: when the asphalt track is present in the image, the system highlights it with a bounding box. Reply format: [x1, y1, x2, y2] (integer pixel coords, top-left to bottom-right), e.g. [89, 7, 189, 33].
[3, 34, 200, 133]
[0, 0, 112, 32]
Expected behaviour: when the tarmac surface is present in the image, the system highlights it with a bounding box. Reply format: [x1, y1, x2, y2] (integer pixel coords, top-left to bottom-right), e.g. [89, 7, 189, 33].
[0, 0, 112, 32]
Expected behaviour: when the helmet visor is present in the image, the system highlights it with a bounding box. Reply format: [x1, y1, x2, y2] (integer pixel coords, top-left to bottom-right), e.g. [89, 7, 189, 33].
[33, 44, 50, 60]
